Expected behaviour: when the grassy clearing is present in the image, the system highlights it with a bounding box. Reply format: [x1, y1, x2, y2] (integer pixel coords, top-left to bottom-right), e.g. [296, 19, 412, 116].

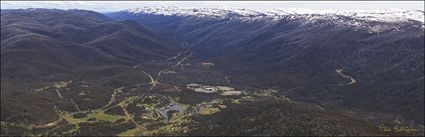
[87, 111, 126, 123]
[34, 86, 50, 92]
[63, 113, 87, 125]
[198, 107, 220, 115]
[232, 99, 241, 104]
[62, 110, 125, 125]
[117, 127, 142, 136]
[218, 105, 227, 109]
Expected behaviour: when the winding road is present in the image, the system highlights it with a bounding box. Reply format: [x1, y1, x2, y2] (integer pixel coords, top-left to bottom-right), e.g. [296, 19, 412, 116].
[133, 63, 156, 91]
[133, 44, 192, 92]
[336, 68, 357, 86]
[225, 75, 231, 84]
[165, 53, 182, 62]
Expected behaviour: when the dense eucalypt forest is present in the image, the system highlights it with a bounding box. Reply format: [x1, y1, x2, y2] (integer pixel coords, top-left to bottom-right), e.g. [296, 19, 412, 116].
[1, 8, 424, 136]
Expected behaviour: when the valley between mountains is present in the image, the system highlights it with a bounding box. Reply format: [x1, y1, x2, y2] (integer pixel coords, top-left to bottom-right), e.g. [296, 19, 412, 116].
[1, 8, 424, 136]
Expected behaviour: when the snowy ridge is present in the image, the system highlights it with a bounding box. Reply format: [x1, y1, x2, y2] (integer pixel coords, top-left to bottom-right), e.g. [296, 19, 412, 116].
[122, 7, 424, 32]
[125, 6, 266, 18]
[124, 7, 424, 23]
[265, 8, 424, 23]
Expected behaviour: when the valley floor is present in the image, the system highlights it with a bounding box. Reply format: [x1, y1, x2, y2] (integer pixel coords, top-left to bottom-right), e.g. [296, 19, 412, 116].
[1, 43, 423, 136]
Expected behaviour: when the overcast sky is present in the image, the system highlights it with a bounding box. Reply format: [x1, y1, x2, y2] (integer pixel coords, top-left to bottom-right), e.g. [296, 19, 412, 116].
[1, 1, 424, 13]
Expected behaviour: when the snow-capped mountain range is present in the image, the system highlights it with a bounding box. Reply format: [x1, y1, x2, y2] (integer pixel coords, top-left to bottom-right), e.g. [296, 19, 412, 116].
[124, 6, 424, 23]
[120, 6, 424, 33]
